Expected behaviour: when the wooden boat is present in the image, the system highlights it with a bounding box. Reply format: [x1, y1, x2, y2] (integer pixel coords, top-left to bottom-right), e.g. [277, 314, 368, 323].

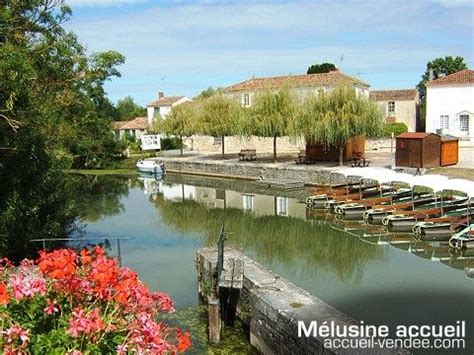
[382, 199, 469, 232]
[413, 214, 474, 242]
[363, 195, 438, 224]
[334, 189, 413, 218]
[306, 184, 376, 208]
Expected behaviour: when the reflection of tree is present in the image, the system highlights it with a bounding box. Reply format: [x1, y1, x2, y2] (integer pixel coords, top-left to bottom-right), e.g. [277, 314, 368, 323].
[156, 198, 384, 283]
[67, 175, 130, 222]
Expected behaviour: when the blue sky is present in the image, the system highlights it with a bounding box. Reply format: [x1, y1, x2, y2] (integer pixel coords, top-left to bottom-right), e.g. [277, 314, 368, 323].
[65, 0, 474, 106]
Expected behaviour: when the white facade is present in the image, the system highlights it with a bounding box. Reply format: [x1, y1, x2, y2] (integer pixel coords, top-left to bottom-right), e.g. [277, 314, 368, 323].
[426, 86, 474, 141]
[146, 97, 191, 125]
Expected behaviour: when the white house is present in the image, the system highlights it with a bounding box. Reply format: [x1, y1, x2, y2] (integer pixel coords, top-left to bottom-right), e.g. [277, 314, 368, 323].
[426, 69, 474, 141]
[146, 92, 191, 125]
[369, 89, 419, 132]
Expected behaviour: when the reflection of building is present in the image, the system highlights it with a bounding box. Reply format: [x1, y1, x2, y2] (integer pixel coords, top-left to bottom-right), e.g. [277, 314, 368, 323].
[158, 183, 196, 201]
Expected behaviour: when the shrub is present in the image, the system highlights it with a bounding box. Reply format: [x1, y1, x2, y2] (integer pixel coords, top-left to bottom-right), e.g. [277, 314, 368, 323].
[0, 247, 191, 354]
[384, 122, 408, 137]
[161, 137, 184, 151]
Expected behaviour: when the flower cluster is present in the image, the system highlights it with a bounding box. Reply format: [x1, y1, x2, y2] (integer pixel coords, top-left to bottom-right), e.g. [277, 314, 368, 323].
[0, 247, 191, 354]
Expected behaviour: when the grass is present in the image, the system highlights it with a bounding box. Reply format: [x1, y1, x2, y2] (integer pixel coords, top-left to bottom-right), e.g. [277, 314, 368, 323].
[66, 169, 137, 176]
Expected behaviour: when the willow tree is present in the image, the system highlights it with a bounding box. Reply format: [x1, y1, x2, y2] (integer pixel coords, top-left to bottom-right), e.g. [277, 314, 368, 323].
[197, 95, 244, 158]
[248, 88, 297, 162]
[154, 101, 198, 156]
[292, 85, 384, 166]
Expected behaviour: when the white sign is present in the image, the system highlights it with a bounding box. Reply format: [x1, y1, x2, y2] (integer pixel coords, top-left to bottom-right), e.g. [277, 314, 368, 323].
[141, 135, 161, 150]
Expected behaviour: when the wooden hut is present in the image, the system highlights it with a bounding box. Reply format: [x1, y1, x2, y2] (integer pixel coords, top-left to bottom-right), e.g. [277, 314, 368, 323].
[395, 132, 441, 168]
[306, 135, 365, 162]
[440, 135, 459, 166]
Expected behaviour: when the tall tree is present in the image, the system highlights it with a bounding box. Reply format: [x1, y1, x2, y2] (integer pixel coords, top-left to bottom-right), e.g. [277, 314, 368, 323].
[307, 62, 337, 74]
[154, 101, 197, 156]
[247, 88, 297, 162]
[291, 86, 384, 166]
[197, 95, 244, 158]
[115, 96, 145, 120]
[417, 56, 468, 127]
[0, 0, 126, 260]
[194, 87, 222, 100]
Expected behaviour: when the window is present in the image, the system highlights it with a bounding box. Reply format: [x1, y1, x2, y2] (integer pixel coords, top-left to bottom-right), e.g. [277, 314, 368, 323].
[387, 101, 395, 115]
[243, 93, 250, 107]
[276, 197, 288, 216]
[440, 115, 449, 129]
[242, 194, 254, 212]
[460, 114, 469, 132]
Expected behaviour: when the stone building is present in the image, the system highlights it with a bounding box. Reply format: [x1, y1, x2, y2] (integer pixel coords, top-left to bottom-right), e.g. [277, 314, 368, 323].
[189, 70, 369, 154]
[114, 117, 148, 140]
[369, 89, 419, 132]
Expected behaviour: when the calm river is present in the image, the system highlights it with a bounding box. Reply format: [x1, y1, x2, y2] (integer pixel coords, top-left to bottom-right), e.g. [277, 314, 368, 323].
[67, 173, 474, 354]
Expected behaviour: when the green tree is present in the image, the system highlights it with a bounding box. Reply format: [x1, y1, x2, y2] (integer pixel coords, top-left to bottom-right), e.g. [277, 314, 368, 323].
[154, 101, 197, 156]
[307, 62, 337, 74]
[0, 0, 127, 260]
[116, 96, 145, 120]
[197, 95, 244, 158]
[247, 88, 297, 162]
[417, 56, 468, 126]
[291, 86, 384, 166]
[194, 87, 222, 100]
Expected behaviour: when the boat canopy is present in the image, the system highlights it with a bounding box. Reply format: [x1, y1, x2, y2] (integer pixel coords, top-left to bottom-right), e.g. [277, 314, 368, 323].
[331, 168, 470, 194]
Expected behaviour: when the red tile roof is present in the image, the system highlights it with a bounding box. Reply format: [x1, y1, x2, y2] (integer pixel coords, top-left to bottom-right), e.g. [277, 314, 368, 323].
[426, 69, 474, 87]
[147, 96, 184, 107]
[222, 70, 369, 93]
[114, 117, 148, 130]
[369, 89, 417, 101]
[396, 132, 438, 139]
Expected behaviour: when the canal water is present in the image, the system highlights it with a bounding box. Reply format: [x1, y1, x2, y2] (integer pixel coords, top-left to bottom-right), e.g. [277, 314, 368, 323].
[68, 174, 474, 354]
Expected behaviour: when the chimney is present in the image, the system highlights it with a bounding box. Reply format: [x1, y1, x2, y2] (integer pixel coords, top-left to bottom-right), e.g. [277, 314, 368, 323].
[158, 92, 164, 99]
[428, 69, 434, 82]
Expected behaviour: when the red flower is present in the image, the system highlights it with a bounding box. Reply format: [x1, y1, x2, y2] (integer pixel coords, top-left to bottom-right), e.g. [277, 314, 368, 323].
[38, 249, 76, 279]
[177, 331, 191, 352]
[80, 249, 92, 265]
[0, 283, 10, 305]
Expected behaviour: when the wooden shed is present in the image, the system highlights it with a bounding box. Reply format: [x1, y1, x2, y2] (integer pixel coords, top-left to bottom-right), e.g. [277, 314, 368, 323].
[440, 135, 459, 166]
[395, 132, 441, 168]
[306, 135, 365, 162]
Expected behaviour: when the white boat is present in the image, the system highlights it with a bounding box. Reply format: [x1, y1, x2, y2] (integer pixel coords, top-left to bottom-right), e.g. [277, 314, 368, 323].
[136, 160, 165, 174]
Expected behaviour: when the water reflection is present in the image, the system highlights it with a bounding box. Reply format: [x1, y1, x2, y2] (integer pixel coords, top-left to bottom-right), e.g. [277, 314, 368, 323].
[69, 174, 474, 354]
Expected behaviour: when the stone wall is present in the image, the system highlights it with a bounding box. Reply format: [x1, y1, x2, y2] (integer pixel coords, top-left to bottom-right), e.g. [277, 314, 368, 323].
[183, 135, 305, 154]
[160, 157, 345, 185]
[197, 247, 409, 355]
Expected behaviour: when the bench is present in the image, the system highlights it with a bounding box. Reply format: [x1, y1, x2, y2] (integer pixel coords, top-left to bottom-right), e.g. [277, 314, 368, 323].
[238, 149, 256, 161]
[350, 152, 370, 167]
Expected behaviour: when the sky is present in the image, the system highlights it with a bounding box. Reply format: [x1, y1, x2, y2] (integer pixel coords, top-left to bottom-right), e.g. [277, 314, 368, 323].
[65, 0, 474, 106]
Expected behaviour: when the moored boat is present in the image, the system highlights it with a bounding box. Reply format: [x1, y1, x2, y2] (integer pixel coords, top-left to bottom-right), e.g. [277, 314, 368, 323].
[136, 160, 165, 174]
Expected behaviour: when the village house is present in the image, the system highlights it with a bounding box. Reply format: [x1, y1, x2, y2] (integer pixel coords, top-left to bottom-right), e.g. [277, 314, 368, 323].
[146, 92, 191, 125]
[222, 69, 369, 105]
[114, 116, 148, 140]
[369, 89, 419, 132]
[426, 69, 474, 141]
[189, 70, 369, 153]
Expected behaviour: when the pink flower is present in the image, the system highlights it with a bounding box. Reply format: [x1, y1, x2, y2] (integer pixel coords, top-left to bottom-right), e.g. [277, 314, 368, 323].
[9, 273, 46, 300]
[44, 299, 60, 315]
[66, 308, 104, 337]
[4, 324, 30, 344]
[116, 343, 128, 354]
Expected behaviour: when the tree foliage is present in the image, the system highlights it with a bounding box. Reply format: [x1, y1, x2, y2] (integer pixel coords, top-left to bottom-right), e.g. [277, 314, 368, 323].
[417, 56, 468, 124]
[194, 87, 222, 100]
[307, 62, 337, 74]
[291, 86, 384, 165]
[0, 0, 128, 260]
[154, 102, 198, 155]
[196, 95, 245, 157]
[115, 96, 145, 120]
[246, 88, 297, 161]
